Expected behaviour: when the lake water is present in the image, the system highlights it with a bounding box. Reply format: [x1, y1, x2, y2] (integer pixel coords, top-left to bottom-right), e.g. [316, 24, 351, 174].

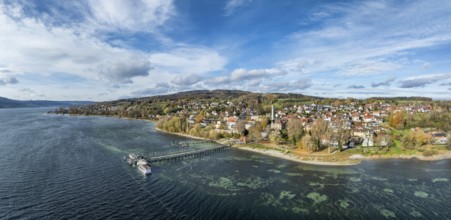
[0, 108, 450, 219]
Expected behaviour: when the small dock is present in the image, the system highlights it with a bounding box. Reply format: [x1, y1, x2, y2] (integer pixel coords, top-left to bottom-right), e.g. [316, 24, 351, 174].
[147, 145, 229, 163]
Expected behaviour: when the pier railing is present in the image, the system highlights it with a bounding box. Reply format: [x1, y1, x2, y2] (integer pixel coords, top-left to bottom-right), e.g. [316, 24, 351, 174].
[147, 145, 229, 163]
[131, 140, 230, 163]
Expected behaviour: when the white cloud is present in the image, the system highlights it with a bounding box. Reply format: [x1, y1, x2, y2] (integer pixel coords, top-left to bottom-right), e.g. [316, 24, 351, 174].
[0, 1, 227, 100]
[149, 48, 226, 74]
[224, 0, 252, 16]
[96, 57, 153, 83]
[87, 0, 174, 32]
[230, 68, 285, 81]
[0, 76, 18, 86]
[262, 79, 313, 92]
[371, 77, 396, 87]
[399, 73, 451, 88]
[279, 1, 451, 77]
[171, 74, 202, 86]
[0, 2, 166, 83]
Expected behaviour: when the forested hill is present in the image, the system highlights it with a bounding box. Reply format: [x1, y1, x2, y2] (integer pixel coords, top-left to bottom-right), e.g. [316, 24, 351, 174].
[110, 90, 323, 104]
[0, 97, 92, 108]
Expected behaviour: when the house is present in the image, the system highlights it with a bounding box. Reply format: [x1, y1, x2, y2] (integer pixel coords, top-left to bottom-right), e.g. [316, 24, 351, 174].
[215, 121, 222, 129]
[227, 116, 238, 131]
[431, 131, 448, 145]
[363, 113, 374, 123]
[351, 112, 360, 122]
[361, 130, 376, 147]
[352, 128, 366, 139]
[433, 137, 448, 145]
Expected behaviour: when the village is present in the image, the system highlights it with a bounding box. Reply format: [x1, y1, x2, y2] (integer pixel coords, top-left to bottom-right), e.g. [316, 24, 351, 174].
[160, 99, 448, 150]
[53, 91, 451, 158]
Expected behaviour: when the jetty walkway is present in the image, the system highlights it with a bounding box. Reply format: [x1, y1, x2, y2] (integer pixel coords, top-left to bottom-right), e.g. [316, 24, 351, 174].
[147, 145, 229, 163]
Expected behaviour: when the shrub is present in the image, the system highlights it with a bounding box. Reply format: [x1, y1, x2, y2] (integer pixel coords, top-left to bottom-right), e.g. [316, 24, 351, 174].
[422, 150, 436, 157]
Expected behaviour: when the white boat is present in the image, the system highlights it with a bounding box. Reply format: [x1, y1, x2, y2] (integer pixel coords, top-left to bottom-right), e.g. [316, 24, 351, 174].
[136, 159, 152, 175]
[127, 153, 139, 165]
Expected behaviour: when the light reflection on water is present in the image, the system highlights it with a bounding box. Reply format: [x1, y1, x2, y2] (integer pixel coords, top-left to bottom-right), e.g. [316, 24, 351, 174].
[0, 108, 450, 219]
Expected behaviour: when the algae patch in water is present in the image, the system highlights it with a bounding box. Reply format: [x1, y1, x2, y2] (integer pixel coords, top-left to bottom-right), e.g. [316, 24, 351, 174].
[414, 191, 428, 198]
[380, 209, 396, 218]
[410, 210, 423, 218]
[432, 178, 448, 183]
[307, 192, 328, 205]
[297, 165, 358, 176]
[286, 173, 303, 177]
[236, 176, 269, 189]
[276, 164, 287, 169]
[309, 182, 325, 189]
[208, 177, 237, 191]
[371, 177, 387, 181]
[349, 177, 361, 182]
[383, 188, 393, 193]
[260, 193, 282, 207]
[292, 207, 309, 214]
[233, 157, 251, 161]
[279, 191, 296, 200]
[338, 200, 349, 209]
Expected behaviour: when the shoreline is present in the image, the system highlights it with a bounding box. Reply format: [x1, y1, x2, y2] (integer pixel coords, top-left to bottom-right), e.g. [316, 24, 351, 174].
[52, 112, 451, 165]
[365, 152, 451, 161]
[153, 127, 361, 166]
[154, 127, 451, 166]
[235, 146, 362, 166]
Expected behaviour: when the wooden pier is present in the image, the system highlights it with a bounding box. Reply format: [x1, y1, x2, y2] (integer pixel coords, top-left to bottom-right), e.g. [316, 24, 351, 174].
[145, 145, 229, 163]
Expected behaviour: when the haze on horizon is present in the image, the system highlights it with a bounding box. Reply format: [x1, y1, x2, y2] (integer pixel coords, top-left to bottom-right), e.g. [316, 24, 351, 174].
[0, 0, 451, 101]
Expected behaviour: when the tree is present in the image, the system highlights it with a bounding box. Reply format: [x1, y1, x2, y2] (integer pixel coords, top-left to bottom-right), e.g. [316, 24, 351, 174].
[388, 111, 406, 129]
[447, 131, 451, 150]
[375, 133, 394, 150]
[402, 128, 429, 149]
[188, 124, 202, 137]
[195, 111, 205, 123]
[333, 120, 351, 151]
[287, 119, 304, 146]
[300, 134, 313, 151]
[310, 119, 330, 151]
[248, 125, 262, 143]
[269, 130, 286, 144]
[402, 130, 415, 149]
[260, 117, 270, 130]
[236, 120, 245, 134]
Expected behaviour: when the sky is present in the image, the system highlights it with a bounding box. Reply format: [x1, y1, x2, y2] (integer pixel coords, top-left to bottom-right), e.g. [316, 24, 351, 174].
[1, 0, 451, 101]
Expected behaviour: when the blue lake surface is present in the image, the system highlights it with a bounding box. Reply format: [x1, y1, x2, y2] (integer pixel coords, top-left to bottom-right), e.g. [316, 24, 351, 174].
[0, 108, 450, 219]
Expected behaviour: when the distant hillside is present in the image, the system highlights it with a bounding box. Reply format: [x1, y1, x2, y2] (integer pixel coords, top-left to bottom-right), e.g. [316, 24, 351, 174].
[113, 90, 252, 103]
[367, 96, 433, 102]
[0, 97, 92, 108]
[110, 89, 322, 104]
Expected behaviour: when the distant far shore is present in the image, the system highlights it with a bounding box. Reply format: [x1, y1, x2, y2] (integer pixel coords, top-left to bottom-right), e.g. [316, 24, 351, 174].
[154, 127, 451, 166]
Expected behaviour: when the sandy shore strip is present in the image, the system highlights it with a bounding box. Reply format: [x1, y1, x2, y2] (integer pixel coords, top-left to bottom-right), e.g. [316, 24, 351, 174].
[367, 151, 451, 161]
[236, 146, 362, 166]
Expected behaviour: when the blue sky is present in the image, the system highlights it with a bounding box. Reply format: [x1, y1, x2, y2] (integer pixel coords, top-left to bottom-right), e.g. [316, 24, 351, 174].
[0, 0, 451, 101]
